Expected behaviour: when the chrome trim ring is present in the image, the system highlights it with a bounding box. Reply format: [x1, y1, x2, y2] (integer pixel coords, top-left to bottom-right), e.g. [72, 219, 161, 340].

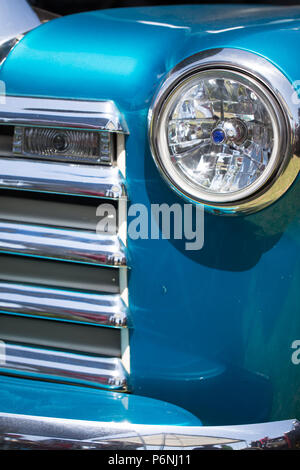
[149, 48, 300, 215]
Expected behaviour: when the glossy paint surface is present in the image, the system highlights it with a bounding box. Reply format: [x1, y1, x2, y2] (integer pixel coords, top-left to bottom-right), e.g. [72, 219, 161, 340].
[0, 5, 300, 425]
[0, 375, 201, 426]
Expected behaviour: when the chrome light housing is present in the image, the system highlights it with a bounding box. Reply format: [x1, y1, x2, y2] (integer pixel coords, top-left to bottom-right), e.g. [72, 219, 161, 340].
[149, 49, 300, 214]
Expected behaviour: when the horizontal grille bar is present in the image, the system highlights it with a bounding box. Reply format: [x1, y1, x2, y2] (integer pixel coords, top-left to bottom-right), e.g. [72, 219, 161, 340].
[0, 158, 124, 198]
[0, 96, 129, 133]
[0, 221, 126, 267]
[0, 342, 128, 390]
[0, 282, 127, 328]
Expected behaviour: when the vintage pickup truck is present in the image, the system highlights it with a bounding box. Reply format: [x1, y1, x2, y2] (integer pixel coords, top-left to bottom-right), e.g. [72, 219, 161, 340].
[0, 0, 299, 450]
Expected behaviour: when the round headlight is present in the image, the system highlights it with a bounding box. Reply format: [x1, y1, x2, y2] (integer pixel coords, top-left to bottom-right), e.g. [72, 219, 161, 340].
[149, 49, 298, 214]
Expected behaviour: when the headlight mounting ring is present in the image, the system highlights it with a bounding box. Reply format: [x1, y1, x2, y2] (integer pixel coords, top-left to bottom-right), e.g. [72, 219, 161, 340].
[148, 48, 300, 215]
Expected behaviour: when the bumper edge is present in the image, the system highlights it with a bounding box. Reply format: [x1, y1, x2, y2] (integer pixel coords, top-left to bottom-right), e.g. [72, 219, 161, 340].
[0, 412, 299, 450]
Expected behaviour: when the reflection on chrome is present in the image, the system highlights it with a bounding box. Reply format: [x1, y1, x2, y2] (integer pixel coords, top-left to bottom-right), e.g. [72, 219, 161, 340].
[0, 221, 126, 267]
[0, 158, 124, 199]
[0, 96, 128, 133]
[0, 343, 128, 391]
[0, 36, 22, 67]
[0, 282, 127, 328]
[0, 414, 298, 450]
[0, 0, 40, 45]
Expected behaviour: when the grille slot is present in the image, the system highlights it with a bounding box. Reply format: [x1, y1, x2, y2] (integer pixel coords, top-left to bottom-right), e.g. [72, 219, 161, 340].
[0, 254, 120, 294]
[0, 189, 118, 231]
[0, 314, 121, 357]
[0, 97, 129, 390]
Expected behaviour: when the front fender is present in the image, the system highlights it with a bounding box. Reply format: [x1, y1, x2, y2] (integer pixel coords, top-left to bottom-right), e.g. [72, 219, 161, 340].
[0, 4, 300, 427]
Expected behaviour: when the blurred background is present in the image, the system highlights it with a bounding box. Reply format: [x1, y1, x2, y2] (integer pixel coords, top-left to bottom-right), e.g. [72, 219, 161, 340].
[28, 0, 300, 16]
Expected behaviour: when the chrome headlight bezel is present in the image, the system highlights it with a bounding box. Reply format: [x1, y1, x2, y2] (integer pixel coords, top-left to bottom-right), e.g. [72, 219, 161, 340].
[149, 48, 300, 215]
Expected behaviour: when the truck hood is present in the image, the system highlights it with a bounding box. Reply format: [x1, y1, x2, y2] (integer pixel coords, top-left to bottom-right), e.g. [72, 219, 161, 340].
[1, 4, 300, 113]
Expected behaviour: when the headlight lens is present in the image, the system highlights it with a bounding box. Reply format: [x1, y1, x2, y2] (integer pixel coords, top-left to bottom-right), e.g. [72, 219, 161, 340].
[152, 69, 283, 204]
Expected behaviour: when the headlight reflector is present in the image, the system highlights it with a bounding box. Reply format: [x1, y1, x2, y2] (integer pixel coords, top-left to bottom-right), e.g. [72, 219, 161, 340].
[151, 68, 285, 206]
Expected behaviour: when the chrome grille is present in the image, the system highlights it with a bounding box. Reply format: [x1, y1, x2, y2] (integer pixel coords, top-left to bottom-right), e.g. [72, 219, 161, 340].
[0, 221, 126, 266]
[0, 97, 129, 391]
[0, 157, 124, 198]
[0, 282, 128, 327]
